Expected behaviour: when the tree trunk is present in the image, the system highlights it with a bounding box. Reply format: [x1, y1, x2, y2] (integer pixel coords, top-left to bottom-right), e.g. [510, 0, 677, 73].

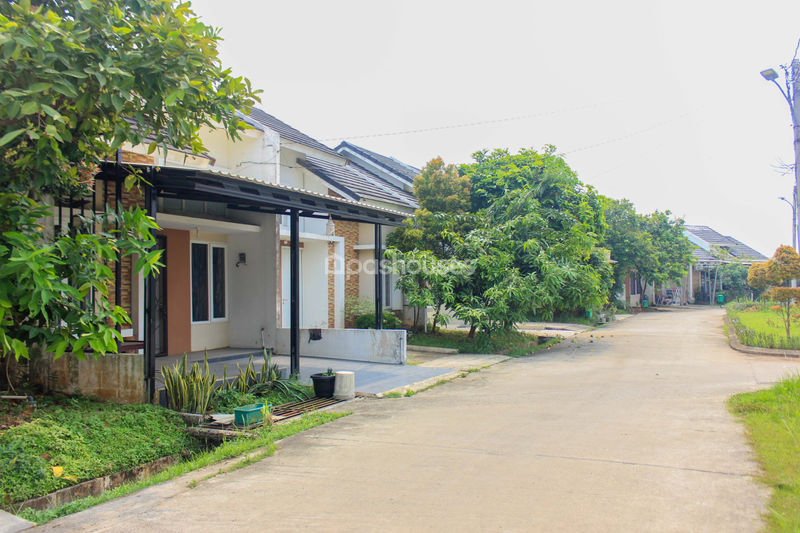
[784, 301, 792, 339]
[710, 266, 719, 306]
[467, 324, 477, 339]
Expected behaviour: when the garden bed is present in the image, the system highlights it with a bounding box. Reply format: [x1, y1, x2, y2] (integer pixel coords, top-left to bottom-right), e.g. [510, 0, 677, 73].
[0, 395, 197, 507]
[726, 302, 800, 350]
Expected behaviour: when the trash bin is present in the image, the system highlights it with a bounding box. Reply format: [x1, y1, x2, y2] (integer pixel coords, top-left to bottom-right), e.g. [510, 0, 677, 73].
[717, 293, 725, 305]
[642, 299, 648, 309]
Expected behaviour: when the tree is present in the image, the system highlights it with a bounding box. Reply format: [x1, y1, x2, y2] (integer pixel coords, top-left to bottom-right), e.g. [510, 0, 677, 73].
[601, 197, 693, 305]
[716, 263, 756, 300]
[0, 0, 259, 362]
[600, 197, 655, 303]
[748, 246, 800, 338]
[387, 157, 474, 257]
[465, 146, 585, 212]
[389, 147, 612, 337]
[386, 249, 469, 333]
[747, 262, 770, 291]
[413, 157, 471, 213]
[635, 211, 693, 294]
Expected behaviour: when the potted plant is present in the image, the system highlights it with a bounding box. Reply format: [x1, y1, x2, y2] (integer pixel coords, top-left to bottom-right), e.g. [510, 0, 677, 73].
[311, 368, 336, 398]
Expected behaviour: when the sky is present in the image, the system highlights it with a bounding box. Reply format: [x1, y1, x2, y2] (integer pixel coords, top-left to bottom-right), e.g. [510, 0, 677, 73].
[191, 0, 800, 258]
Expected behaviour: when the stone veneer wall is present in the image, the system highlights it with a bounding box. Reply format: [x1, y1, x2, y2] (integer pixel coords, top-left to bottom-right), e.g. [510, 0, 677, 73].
[336, 220, 360, 327]
[327, 241, 335, 328]
[327, 189, 361, 327]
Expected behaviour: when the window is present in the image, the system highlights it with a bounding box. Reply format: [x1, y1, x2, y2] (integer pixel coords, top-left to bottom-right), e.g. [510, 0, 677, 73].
[191, 243, 227, 322]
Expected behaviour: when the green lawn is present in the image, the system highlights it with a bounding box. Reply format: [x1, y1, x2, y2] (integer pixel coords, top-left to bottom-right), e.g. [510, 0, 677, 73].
[729, 375, 800, 531]
[727, 305, 800, 350]
[408, 329, 558, 356]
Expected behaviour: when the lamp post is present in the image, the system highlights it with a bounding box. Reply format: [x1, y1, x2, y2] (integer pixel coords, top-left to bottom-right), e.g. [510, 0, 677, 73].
[761, 60, 800, 257]
[779, 195, 797, 250]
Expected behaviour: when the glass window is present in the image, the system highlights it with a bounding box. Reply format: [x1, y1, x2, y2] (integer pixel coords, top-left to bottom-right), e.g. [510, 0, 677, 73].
[191, 243, 209, 322]
[212, 247, 226, 319]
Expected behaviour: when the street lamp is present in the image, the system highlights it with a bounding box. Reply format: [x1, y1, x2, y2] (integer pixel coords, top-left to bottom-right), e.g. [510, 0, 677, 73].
[761, 58, 800, 257]
[779, 195, 797, 249]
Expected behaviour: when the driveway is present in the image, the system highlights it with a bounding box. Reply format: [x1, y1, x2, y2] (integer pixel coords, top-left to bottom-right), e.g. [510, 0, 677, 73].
[36, 307, 800, 532]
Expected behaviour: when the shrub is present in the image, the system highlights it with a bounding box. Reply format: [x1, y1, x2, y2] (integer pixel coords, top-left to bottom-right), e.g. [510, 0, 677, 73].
[354, 312, 402, 329]
[158, 354, 216, 414]
[209, 389, 257, 412]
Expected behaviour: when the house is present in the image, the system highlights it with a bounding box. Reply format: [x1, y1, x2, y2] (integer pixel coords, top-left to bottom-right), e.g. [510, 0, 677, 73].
[44, 109, 421, 403]
[616, 225, 767, 307]
[682, 225, 768, 304]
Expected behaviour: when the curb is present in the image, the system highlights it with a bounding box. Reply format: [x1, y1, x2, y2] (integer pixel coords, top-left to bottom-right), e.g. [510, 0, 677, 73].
[406, 345, 459, 355]
[377, 356, 511, 397]
[723, 315, 800, 359]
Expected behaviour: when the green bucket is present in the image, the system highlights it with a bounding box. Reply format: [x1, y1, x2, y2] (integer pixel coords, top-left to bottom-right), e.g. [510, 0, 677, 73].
[234, 403, 266, 426]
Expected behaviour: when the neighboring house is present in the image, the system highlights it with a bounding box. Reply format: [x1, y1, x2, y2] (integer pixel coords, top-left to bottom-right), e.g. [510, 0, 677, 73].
[47, 108, 420, 402]
[333, 141, 421, 320]
[682, 225, 768, 304]
[616, 225, 767, 307]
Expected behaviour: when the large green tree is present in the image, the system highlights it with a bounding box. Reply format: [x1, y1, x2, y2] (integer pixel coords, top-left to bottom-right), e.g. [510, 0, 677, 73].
[389, 148, 612, 337]
[601, 197, 692, 303]
[0, 0, 259, 362]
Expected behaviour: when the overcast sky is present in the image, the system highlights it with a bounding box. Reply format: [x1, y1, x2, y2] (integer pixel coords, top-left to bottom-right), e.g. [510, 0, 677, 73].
[191, 0, 800, 257]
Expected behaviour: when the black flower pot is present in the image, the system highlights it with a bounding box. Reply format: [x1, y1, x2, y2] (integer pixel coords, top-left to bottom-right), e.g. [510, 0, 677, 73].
[310, 373, 335, 398]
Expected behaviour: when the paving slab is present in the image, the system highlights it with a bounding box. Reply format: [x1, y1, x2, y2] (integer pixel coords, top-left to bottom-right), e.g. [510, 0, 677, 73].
[157, 350, 455, 395]
[36, 307, 800, 532]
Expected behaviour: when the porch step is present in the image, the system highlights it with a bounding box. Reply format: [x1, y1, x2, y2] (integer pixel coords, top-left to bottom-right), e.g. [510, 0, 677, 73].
[407, 345, 459, 355]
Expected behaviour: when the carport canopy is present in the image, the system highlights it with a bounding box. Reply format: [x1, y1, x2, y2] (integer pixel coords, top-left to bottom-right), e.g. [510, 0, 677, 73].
[95, 162, 405, 399]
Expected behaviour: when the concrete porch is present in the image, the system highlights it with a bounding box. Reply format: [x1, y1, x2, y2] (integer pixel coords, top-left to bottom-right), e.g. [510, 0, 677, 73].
[156, 348, 452, 395]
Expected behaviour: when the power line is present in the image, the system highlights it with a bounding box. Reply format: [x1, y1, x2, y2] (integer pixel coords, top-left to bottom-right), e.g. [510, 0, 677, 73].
[562, 110, 697, 156]
[317, 101, 620, 142]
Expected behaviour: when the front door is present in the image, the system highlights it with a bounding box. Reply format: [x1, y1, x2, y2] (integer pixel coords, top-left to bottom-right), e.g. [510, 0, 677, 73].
[153, 235, 168, 356]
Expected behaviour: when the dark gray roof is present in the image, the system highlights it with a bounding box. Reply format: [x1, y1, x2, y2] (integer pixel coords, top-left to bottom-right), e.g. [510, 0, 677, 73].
[684, 225, 767, 261]
[297, 156, 418, 210]
[335, 142, 420, 184]
[246, 109, 338, 156]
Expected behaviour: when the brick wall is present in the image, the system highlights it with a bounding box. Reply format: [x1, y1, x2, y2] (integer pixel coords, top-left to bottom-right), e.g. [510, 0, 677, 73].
[327, 189, 361, 328]
[327, 241, 335, 328]
[336, 220, 360, 327]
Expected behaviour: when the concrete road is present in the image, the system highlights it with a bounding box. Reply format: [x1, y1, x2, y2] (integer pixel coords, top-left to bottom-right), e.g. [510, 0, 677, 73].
[36, 308, 800, 532]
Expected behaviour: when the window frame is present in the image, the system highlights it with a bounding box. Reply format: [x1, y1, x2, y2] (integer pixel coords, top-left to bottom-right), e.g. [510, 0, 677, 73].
[190, 240, 228, 324]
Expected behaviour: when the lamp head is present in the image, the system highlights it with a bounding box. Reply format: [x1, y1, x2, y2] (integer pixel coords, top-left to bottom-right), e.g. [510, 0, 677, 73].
[761, 68, 779, 81]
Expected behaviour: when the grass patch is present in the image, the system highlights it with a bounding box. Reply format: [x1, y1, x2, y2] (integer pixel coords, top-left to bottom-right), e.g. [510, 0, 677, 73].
[15, 410, 348, 524]
[0, 395, 197, 504]
[727, 303, 800, 350]
[408, 329, 552, 355]
[729, 375, 800, 531]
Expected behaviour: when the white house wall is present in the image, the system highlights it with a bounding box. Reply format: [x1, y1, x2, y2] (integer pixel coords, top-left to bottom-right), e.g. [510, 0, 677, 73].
[198, 125, 279, 184]
[226, 212, 279, 350]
